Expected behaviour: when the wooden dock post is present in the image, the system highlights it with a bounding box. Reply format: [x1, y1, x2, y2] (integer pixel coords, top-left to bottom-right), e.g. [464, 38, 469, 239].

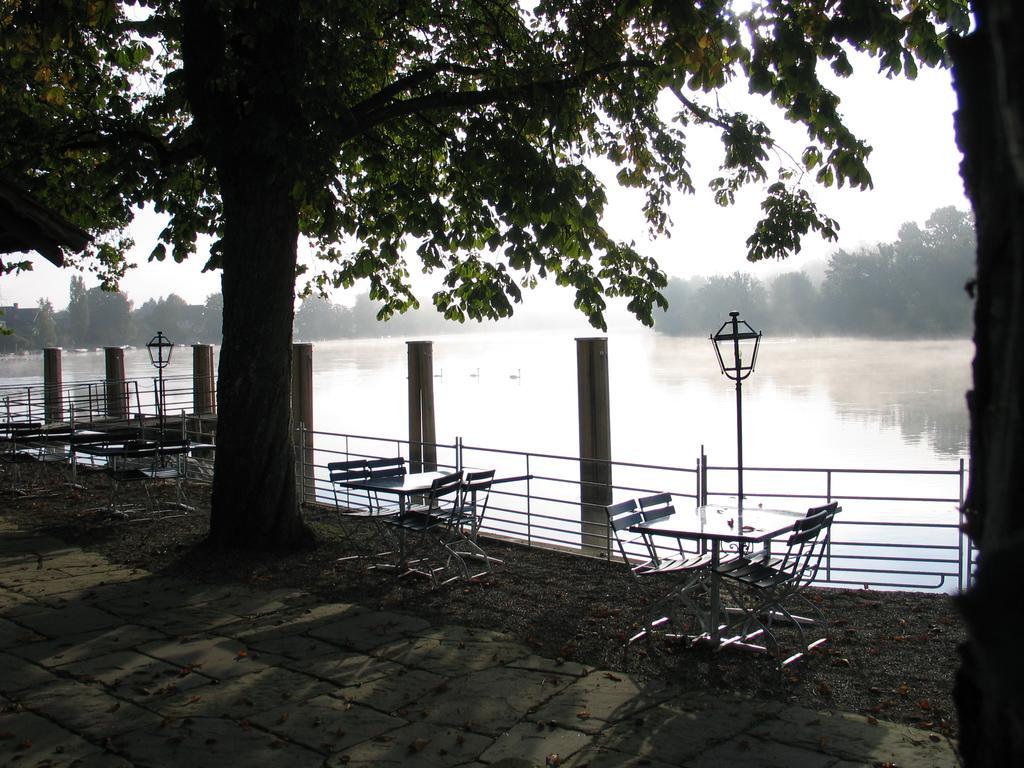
[407, 341, 437, 473]
[577, 337, 612, 555]
[192, 344, 216, 416]
[43, 347, 63, 424]
[291, 343, 314, 504]
[103, 346, 127, 419]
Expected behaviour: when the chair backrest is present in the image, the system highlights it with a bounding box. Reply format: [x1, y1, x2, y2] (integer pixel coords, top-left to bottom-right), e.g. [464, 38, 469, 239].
[781, 502, 839, 585]
[606, 499, 654, 577]
[328, 459, 368, 484]
[366, 456, 406, 478]
[461, 469, 495, 537]
[327, 459, 371, 512]
[638, 492, 675, 524]
[428, 470, 464, 522]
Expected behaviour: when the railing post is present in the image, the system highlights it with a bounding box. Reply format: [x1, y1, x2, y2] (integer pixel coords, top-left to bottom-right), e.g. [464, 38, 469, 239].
[700, 446, 708, 505]
[43, 347, 63, 424]
[959, 457, 968, 591]
[103, 346, 127, 420]
[192, 344, 216, 417]
[291, 343, 315, 504]
[577, 337, 612, 555]
[526, 453, 533, 548]
[407, 340, 437, 473]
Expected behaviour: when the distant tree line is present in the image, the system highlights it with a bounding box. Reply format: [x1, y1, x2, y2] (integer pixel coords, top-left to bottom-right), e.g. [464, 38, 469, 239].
[657, 207, 975, 338]
[1, 279, 225, 351]
[2, 206, 974, 350]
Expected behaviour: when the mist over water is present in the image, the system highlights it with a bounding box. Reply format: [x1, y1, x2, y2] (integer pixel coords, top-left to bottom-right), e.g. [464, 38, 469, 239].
[1, 332, 970, 469]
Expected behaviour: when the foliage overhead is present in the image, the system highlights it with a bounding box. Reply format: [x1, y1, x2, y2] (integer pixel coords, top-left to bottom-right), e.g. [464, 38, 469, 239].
[0, 0, 970, 330]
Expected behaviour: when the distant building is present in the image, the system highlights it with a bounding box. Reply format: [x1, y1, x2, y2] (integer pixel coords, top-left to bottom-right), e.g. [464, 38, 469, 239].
[0, 302, 39, 353]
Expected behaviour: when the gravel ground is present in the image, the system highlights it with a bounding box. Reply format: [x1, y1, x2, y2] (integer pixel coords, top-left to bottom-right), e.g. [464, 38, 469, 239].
[2, 462, 965, 740]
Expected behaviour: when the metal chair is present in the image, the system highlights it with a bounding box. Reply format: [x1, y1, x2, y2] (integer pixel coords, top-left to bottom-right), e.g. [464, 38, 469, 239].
[607, 498, 714, 644]
[445, 469, 499, 577]
[382, 470, 467, 587]
[719, 502, 840, 665]
[327, 459, 376, 559]
[364, 456, 406, 515]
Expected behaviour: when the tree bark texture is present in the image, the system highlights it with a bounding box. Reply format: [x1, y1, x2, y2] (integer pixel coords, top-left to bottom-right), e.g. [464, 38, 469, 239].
[950, 1, 1024, 763]
[182, 0, 313, 549]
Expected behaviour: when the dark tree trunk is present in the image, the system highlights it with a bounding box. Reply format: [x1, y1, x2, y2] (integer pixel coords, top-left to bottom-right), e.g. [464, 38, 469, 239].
[181, 0, 314, 550]
[208, 165, 313, 549]
[950, 1, 1024, 763]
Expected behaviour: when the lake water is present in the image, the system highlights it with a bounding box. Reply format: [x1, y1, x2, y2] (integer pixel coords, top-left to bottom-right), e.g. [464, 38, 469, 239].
[0, 331, 971, 474]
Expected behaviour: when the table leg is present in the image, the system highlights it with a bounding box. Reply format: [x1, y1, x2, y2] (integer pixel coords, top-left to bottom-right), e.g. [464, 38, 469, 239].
[709, 542, 722, 644]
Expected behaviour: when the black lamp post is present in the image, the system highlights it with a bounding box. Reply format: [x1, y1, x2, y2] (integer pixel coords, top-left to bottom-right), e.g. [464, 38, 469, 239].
[710, 311, 761, 521]
[146, 331, 174, 438]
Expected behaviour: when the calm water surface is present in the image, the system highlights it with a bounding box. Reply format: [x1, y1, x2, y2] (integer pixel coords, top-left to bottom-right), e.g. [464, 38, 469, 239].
[1, 331, 971, 470]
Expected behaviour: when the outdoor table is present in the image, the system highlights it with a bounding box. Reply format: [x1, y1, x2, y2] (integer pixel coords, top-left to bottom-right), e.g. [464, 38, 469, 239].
[333, 470, 448, 515]
[630, 504, 803, 647]
[75, 439, 214, 516]
[331, 469, 449, 574]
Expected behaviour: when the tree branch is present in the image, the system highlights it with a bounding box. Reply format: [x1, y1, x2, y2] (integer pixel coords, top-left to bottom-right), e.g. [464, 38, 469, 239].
[350, 56, 655, 138]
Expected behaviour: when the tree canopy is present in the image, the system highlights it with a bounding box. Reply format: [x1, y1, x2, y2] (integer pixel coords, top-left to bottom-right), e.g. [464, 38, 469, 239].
[2, 0, 968, 327]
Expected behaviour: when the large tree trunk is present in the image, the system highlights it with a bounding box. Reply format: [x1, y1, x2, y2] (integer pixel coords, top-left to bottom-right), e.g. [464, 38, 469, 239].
[950, 1, 1024, 763]
[208, 165, 313, 549]
[181, 0, 313, 550]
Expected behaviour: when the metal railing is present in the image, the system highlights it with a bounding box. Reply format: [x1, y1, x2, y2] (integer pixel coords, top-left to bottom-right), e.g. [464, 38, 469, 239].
[3, 370, 973, 593]
[1, 375, 195, 427]
[300, 427, 974, 594]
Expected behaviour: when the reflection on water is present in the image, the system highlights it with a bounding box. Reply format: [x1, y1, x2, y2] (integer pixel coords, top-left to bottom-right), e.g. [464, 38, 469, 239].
[1, 333, 971, 467]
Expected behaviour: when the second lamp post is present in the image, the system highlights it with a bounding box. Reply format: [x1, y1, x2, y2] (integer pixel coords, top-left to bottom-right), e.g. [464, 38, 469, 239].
[710, 311, 761, 521]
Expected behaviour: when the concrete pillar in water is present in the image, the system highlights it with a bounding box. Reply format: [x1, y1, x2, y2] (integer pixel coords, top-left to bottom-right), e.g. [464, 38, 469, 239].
[43, 347, 63, 424]
[407, 341, 437, 473]
[577, 337, 612, 555]
[103, 346, 127, 420]
[291, 343, 314, 504]
[192, 344, 216, 416]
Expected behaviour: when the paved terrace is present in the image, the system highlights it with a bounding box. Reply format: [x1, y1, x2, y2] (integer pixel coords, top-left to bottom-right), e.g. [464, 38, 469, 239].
[0, 519, 958, 768]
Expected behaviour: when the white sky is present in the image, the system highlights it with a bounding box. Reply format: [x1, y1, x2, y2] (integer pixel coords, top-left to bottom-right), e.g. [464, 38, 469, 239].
[0, 59, 966, 312]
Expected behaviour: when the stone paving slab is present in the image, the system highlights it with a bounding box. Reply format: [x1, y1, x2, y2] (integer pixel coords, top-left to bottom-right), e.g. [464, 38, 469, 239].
[0, 706, 129, 767]
[0, 615, 45, 649]
[588, 694, 782, 765]
[750, 706, 961, 767]
[15, 677, 164, 739]
[60, 648, 215, 703]
[137, 634, 277, 681]
[11, 622, 168, 667]
[15, 601, 125, 637]
[285, 648, 405, 687]
[309, 609, 432, 652]
[370, 631, 530, 676]
[109, 714, 326, 768]
[0, 651, 62, 693]
[479, 721, 593, 765]
[326, 720, 493, 767]
[333, 667, 447, 713]
[413, 665, 575, 736]
[506, 653, 593, 678]
[233, 630, 342, 660]
[249, 692, 407, 754]
[687, 733, 838, 768]
[562, 745, 680, 768]
[153, 665, 336, 719]
[0, 526, 962, 768]
[528, 670, 680, 734]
